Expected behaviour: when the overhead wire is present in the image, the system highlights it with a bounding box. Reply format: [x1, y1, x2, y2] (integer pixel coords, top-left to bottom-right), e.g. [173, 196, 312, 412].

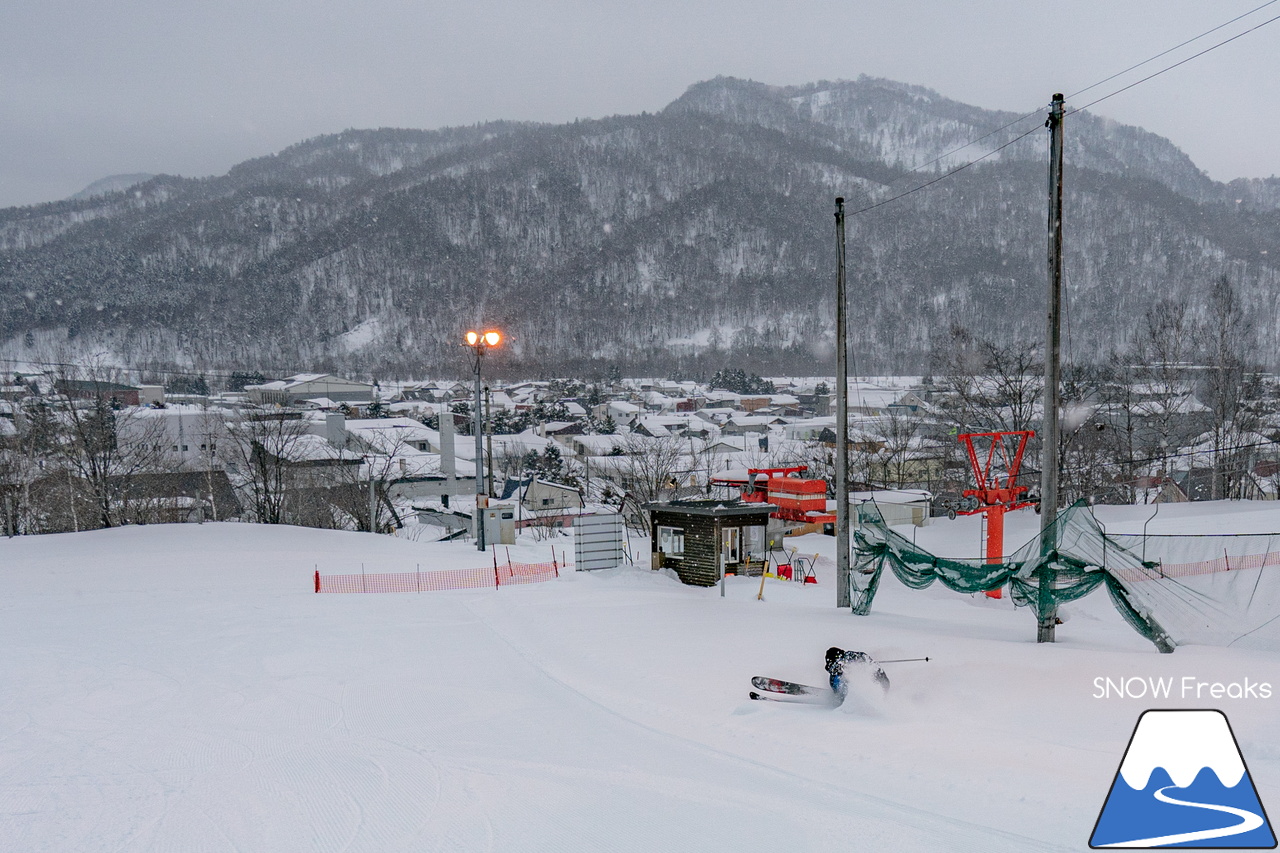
[1064, 0, 1280, 103]
[845, 123, 1044, 218]
[1068, 9, 1280, 117]
[882, 0, 1280, 191]
[846, 1, 1280, 219]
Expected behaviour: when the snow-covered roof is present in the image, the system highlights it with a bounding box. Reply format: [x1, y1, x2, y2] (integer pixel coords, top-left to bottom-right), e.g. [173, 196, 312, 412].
[281, 434, 363, 463]
[572, 434, 631, 454]
[343, 420, 439, 455]
[300, 397, 342, 410]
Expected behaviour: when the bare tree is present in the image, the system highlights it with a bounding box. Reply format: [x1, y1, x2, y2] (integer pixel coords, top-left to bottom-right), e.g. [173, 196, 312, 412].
[932, 325, 1042, 435]
[864, 410, 926, 489]
[0, 446, 40, 535]
[220, 408, 313, 524]
[1197, 276, 1263, 500]
[1127, 298, 1199, 481]
[330, 427, 422, 532]
[49, 368, 171, 529]
[613, 433, 690, 505]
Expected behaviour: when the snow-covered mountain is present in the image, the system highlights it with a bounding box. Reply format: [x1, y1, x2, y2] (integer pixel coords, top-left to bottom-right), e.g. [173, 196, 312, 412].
[2, 76, 1279, 376]
[1119, 710, 1246, 790]
[67, 173, 156, 201]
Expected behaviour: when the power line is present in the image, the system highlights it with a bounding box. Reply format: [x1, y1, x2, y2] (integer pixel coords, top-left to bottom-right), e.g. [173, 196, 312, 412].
[847, 2, 1280, 218]
[0, 356, 281, 384]
[1017, 436, 1280, 483]
[847, 123, 1043, 218]
[871, 0, 1280, 198]
[1069, 10, 1280, 117]
[1065, 0, 1280, 103]
[894, 110, 1049, 182]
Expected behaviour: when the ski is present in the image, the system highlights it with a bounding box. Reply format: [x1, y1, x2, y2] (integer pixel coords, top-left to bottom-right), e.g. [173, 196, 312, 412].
[748, 690, 836, 705]
[751, 676, 829, 696]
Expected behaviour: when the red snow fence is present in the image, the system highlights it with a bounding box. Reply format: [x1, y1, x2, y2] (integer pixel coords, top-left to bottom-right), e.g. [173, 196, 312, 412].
[1110, 550, 1280, 583]
[314, 559, 559, 594]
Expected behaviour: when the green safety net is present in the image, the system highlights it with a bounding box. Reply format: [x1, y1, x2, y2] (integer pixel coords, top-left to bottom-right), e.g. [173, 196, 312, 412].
[852, 501, 1176, 653]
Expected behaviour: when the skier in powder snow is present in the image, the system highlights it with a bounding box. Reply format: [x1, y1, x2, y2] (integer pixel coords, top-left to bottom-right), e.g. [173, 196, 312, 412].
[825, 647, 890, 703]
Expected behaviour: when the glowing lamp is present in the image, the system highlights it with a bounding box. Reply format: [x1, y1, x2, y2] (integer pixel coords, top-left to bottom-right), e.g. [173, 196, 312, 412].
[483, 330, 502, 347]
[465, 331, 480, 345]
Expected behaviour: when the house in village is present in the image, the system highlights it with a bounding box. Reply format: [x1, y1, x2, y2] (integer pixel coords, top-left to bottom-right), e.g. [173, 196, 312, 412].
[56, 378, 142, 407]
[632, 415, 690, 439]
[121, 405, 227, 469]
[569, 434, 630, 457]
[332, 416, 476, 502]
[592, 399, 642, 428]
[500, 477, 584, 514]
[539, 421, 586, 440]
[245, 374, 375, 406]
[720, 415, 787, 437]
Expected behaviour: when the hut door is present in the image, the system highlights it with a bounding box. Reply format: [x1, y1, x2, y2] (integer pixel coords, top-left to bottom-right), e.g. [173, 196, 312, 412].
[722, 527, 740, 564]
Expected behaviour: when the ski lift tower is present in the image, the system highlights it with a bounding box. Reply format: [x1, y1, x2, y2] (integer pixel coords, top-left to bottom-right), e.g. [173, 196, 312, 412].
[956, 430, 1036, 598]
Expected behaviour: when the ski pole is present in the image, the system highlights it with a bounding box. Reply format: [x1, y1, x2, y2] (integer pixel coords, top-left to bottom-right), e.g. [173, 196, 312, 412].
[877, 657, 931, 664]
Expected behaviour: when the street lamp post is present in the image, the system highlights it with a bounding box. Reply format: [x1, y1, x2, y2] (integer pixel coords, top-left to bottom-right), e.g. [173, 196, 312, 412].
[465, 330, 502, 551]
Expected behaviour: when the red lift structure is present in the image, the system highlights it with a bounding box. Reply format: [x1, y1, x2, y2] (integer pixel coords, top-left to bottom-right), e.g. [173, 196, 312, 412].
[955, 431, 1036, 598]
[712, 466, 837, 525]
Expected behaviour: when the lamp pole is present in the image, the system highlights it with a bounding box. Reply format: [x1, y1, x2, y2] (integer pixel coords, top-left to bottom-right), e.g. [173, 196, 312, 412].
[466, 330, 502, 551]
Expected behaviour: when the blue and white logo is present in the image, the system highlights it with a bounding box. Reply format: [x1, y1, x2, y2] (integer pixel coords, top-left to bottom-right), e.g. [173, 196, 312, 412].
[1091, 709, 1276, 848]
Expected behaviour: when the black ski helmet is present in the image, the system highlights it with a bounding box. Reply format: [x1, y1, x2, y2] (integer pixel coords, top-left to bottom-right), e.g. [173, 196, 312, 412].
[825, 647, 844, 666]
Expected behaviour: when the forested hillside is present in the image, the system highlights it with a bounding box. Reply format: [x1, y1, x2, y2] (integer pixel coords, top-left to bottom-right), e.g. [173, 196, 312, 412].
[2, 75, 1279, 378]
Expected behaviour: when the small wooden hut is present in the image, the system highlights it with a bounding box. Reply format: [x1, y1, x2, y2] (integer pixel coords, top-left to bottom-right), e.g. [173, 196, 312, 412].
[644, 499, 775, 587]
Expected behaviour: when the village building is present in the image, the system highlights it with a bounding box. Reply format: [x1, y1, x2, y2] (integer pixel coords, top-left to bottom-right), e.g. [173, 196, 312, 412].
[644, 498, 775, 586]
[245, 374, 375, 406]
[56, 378, 142, 407]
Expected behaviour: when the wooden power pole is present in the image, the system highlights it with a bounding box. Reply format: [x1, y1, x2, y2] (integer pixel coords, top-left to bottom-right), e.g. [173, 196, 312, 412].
[835, 197, 851, 609]
[1038, 93, 1066, 643]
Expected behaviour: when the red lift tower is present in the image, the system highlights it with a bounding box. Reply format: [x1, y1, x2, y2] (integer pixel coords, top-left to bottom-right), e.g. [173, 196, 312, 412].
[956, 431, 1036, 598]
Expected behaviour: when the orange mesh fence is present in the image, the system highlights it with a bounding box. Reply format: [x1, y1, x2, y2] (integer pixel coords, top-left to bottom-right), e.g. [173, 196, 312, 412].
[1110, 550, 1280, 583]
[315, 560, 559, 593]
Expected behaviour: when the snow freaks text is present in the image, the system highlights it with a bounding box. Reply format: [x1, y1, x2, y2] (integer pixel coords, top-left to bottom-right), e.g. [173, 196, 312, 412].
[1092, 677, 1273, 700]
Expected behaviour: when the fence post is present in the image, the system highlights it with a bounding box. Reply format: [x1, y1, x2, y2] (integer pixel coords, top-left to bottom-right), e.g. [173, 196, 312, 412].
[314, 569, 320, 593]
[493, 546, 500, 588]
[553, 552, 559, 578]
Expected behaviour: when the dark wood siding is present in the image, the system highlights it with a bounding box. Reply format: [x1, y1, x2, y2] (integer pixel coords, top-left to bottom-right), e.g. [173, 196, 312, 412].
[649, 507, 772, 587]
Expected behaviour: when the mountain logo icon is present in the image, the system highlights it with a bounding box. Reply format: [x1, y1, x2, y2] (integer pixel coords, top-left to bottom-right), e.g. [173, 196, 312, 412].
[1091, 709, 1276, 848]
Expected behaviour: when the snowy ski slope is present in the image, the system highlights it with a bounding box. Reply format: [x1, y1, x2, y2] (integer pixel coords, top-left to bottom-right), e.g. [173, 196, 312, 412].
[3, 507, 1278, 851]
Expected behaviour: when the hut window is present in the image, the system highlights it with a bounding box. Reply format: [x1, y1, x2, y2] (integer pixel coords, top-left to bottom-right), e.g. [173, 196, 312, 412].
[744, 525, 766, 561]
[658, 525, 685, 557]
[722, 527, 740, 563]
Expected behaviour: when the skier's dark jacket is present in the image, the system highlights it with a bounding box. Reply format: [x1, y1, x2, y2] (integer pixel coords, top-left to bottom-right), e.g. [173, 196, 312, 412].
[825, 647, 890, 700]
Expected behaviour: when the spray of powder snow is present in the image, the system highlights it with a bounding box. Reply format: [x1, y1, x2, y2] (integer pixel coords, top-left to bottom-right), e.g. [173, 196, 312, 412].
[836, 660, 892, 717]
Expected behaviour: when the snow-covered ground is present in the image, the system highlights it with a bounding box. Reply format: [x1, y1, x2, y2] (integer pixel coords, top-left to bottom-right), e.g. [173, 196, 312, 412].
[3, 506, 1278, 851]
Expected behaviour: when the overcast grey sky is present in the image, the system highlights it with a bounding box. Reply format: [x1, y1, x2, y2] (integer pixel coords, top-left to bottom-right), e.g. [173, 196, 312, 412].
[3, 0, 1278, 209]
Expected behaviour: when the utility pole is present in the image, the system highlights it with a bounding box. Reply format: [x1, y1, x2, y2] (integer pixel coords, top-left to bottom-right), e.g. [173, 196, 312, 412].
[834, 197, 851, 609]
[473, 349, 487, 552]
[369, 459, 378, 533]
[1038, 93, 1065, 643]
